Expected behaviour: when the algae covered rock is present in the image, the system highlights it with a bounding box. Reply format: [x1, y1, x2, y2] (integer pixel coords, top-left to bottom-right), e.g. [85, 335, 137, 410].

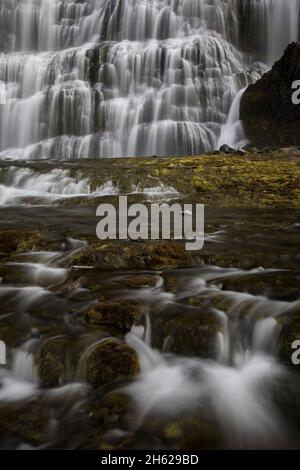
[241, 43, 300, 147]
[125, 274, 157, 289]
[72, 240, 192, 271]
[0, 401, 50, 445]
[86, 300, 141, 332]
[0, 229, 41, 254]
[85, 338, 140, 386]
[212, 270, 300, 302]
[35, 336, 69, 388]
[85, 391, 135, 430]
[144, 415, 219, 450]
[0, 320, 32, 348]
[152, 310, 221, 359]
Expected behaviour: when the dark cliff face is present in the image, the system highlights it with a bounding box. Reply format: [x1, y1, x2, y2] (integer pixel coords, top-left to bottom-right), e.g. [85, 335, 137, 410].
[241, 42, 300, 147]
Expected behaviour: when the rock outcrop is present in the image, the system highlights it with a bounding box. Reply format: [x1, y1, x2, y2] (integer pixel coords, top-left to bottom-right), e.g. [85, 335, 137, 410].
[241, 43, 300, 147]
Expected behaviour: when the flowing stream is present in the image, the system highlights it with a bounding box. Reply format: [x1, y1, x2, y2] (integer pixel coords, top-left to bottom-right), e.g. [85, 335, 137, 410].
[0, 0, 300, 450]
[0, 188, 300, 448]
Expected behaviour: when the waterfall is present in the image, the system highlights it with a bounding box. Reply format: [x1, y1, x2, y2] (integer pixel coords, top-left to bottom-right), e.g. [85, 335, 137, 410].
[0, 0, 299, 159]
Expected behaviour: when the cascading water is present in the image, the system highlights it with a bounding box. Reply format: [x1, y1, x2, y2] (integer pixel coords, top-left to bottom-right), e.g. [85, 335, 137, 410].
[0, 0, 299, 159]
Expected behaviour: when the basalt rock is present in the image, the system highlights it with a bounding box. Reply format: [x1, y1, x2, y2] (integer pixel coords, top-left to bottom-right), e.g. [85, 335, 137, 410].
[241, 43, 300, 147]
[219, 144, 245, 156]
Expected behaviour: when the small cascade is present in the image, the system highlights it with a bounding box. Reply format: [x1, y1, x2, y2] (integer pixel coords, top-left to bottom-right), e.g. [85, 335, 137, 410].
[217, 87, 248, 149]
[0, 340, 39, 402]
[0, 166, 118, 205]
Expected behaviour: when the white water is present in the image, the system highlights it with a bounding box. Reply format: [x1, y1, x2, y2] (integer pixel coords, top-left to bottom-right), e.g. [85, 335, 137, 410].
[218, 87, 248, 149]
[122, 266, 298, 448]
[0, 164, 181, 205]
[0, 166, 119, 205]
[0, 0, 298, 159]
[0, 245, 298, 446]
[0, 238, 89, 404]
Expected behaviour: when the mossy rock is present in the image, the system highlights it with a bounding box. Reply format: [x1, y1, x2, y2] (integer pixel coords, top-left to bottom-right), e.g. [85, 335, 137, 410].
[85, 339, 140, 386]
[35, 336, 70, 388]
[125, 275, 157, 289]
[152, 310, 221, 359]
[35, 333, 112, 388]
[211, 271, 300, 301]
[161, 416, 219, 450]
[146, 241, 192, 269]
[0, 401, 50, 445]
[72, 240, 193, 271]
[0, 229, 41, 254]
[86, 391, 135, 430]
[0, 320, 32, 348]
[138, 413, 219, 450]
[86, 300, 141, 332]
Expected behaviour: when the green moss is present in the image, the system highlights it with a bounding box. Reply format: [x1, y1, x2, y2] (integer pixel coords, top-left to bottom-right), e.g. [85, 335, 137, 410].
[35, 336, 69, 388]
[86, 300, 141, 331]
[0, 402, 49, 444]
[86, 391, 135, 429]
[85, 339, 140, 386]
[151, 309, 221, 359]
[125, 275, 157, 288]
[0, 229, 41, 254]
[72, 240, 192, 271]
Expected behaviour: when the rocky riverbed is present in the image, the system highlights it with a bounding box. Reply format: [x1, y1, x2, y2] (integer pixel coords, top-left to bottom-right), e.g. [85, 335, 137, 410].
[0, 150, 300, 449]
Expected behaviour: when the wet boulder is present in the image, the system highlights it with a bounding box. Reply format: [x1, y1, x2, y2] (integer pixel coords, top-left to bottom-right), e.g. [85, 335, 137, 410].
[85, 391, 135, 430]
[0, 319, 32, 349]
[35, 336, 70, 388]
[219, 144, 245, 156]
[0, 229, 41, 255]
[211, 270, 300, 302]
[152, 308, 221, 359]
[72, 240, 192, 271]
[139, 414, 219, 450]
[0, 400, 52, 445]
[84, 338, 140, 386]
[86, 300, 141, 332]
[125, 275, 157, 289]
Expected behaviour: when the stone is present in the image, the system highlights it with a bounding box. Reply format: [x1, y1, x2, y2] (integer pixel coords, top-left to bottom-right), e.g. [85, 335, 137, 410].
[86, 300, 141, 332]
[85, 339, 140, 386]
[241, 42, 300, 147]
